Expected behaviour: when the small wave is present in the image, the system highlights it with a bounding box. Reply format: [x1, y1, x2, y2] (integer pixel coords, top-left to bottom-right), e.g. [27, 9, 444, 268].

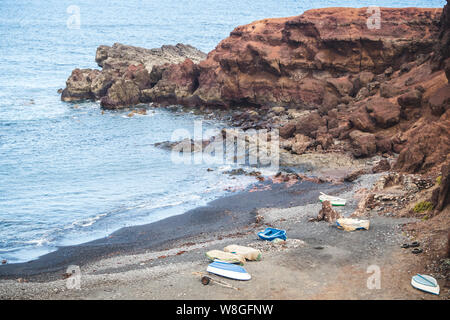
[70, 213, 108, 228]
[22, 238, 50, 247]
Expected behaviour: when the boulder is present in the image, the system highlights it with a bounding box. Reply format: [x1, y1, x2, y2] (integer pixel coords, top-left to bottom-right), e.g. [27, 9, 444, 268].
[397, 89, 423, 108]
[90, 71, 114, 98]
[316, 134, 334, 150]
[279, 122, 296, 139]
[375, 136, 393, 153]
[349, 109, 376, 132]
[291, 134, 313, 155]
[295, 112, 326, 138]
[100, 79, 141, 109]
[372, 159, 391, 173]
[313, 201, 341, 223]
[349, 130, 377, 157]
[380, 83, 405, 98]
[428, 83, 450, 116]
[432, 164, 450, 212]
[355, 87, 370, 101]
[142, 58, 200, 105]
[326, 77, 354, 97]
[61, 69, 100, 101]
[366, 98, 401, 128]
[352, 71, 375, 95]
[344, 169, 369, 182]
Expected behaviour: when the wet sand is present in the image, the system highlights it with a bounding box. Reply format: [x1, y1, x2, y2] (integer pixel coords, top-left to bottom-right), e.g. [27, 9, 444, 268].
[0, 177, 348, 282]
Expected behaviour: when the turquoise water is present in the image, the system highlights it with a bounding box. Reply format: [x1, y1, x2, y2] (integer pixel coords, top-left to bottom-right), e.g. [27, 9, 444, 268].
[0, 0, 445, 263]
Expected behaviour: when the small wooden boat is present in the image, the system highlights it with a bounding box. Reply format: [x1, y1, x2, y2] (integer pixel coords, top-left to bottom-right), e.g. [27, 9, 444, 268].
[411, 274, 440, 295]
[206, 260, 251, 281]
[336, 218, 370, 231]
[205, 250, 245, 265]
[319, 192, 347, 206]
[257, 227, 287, 241]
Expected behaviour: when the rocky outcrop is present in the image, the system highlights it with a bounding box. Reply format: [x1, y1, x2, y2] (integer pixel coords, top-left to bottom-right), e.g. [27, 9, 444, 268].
[61, 69, 101, 101]
[61, 43, 206, 108]
[434, 0, 450, 68]
[310, 201, 341, 223]
[149, 7, 440, 109]
[432, 164, 450, 212]
[61, 4, 450, 174]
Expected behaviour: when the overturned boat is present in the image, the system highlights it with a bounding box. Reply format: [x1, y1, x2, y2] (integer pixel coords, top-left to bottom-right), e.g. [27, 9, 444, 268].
[319, 192, 347, 206]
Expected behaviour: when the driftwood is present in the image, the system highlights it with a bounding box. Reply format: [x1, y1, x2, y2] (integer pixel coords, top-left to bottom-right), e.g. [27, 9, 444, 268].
[192, 272, 240, 291]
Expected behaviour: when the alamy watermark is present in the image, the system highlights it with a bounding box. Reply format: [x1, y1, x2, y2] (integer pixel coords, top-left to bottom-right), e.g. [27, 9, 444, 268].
[66, 265, 81, 290]
[366, 265, 381, 290]
[170, 121, 280, 171]
[66, 5, 81, 29]
[367, 6, 381, 30]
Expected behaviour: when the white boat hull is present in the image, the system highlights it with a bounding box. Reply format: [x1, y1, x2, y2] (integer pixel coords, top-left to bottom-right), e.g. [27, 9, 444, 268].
[411, 274, 440, 295]
[319, 193, 347, 206]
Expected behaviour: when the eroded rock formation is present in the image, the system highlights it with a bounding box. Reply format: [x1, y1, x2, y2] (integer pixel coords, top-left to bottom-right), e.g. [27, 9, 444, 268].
[61, 43, 206, 108]
[61, 3, 450, 174]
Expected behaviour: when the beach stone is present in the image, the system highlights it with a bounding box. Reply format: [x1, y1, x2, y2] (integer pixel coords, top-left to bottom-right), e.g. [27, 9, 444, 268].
[366, 98, 401, 128]
[313, 201, 341, 223]
[372, 159, 391, 173]
[291, 134, 313, 155]
[279, 122, 296, 139]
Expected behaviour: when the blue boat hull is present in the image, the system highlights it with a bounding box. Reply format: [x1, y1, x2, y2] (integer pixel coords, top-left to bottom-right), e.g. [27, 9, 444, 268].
[257, 227, 287, 241]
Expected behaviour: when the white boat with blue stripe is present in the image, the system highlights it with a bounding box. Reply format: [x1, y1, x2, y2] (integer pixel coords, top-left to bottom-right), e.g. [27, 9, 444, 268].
[206, 260, 251, 281]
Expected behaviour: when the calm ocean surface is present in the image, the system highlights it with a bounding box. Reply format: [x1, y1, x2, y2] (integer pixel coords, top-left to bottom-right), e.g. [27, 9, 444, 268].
[0, 0, 445, 263]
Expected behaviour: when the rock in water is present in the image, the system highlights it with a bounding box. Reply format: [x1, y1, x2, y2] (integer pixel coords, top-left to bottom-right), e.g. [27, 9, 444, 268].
[61, 43, 206, 108]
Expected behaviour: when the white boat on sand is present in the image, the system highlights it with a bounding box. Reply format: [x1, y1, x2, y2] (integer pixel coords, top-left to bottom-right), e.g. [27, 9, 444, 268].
[319, 192, 347, 206]
[411, 274, 440, 295]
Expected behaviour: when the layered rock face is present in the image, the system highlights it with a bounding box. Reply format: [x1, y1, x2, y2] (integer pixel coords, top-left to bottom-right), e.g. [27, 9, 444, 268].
[61, 43, 206, 108]
[151, 7, 441, 108]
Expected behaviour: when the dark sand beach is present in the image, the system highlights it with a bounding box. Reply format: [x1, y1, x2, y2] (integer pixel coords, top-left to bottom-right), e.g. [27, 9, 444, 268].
[1, 172, 447, 300]
[0, 177, 348, 281]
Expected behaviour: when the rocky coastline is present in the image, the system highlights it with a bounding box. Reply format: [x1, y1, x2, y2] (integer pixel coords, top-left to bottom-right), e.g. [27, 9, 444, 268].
[25, 2, 447, 298]
[60, 2, 449, 212]
[62, 5, 449, 175]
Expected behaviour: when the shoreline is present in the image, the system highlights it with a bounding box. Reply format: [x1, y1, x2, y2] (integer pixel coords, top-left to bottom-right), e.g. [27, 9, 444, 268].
[2, 172, 446, 300]
[0, 175, 349, 281]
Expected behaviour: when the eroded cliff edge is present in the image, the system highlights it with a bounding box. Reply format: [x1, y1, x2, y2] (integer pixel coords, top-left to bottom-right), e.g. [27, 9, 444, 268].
[61, 4, 449, 175]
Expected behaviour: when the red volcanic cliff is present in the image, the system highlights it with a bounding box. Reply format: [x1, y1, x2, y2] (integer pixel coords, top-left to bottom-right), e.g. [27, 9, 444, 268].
[61, 3, 450, 174]
[147, 7, 441, 109]
[146, 5, 449, 174]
